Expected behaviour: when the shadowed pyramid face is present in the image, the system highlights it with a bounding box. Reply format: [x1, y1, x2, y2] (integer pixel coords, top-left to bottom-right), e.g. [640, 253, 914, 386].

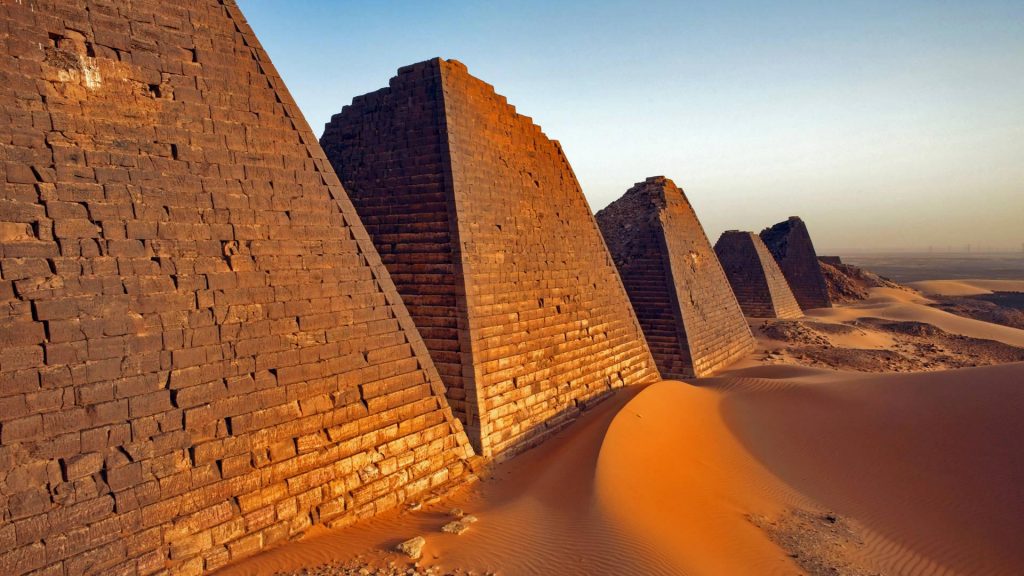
[0, 3, 472, 573]
[760, 217, 833, 310]
[596, 177, 755, 379]
[715, 231, 803, 319]
[321, 58, 660, 458]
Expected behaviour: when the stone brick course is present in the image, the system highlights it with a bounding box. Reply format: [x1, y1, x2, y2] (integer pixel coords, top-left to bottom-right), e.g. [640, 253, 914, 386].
[596, 177, 755, 379]
[0, 3, 472, 575]
[322, 59, 659, 458]
[760, 217, 832, 310]
[714, 231, 802, 319]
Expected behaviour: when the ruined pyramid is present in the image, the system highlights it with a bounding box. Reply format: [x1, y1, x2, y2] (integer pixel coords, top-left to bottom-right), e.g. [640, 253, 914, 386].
[0, 3, 472, 574]
[595, 177, 755, 379]
[321, 59, 660, 458]
[715, 231, 803, 319]
[761, 217, 833, 309]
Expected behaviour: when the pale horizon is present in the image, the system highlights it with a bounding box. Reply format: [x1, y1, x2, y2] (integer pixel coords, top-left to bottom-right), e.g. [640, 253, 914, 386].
[241, 0, 1023, 254]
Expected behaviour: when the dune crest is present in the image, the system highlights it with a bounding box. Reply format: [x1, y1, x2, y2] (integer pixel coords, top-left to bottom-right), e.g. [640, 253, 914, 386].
[593, 381, 803, 575]
[808, 288, 1024, 348]
[908, 279, 1024, 296]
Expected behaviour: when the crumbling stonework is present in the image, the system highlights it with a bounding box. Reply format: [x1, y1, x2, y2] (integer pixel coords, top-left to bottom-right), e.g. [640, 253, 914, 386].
[761, 217, 832, 310]
[596, 177, 755, 379]
[321, 59, 659, 458]
[715, 231, 802, 319]
[0, 3, 473, 575]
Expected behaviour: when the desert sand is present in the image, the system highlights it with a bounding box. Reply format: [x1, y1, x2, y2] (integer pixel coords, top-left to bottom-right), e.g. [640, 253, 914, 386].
[908, 279, 1024, 296]
[805, 288, 1024, 348]
[220, 288, 1024, 576]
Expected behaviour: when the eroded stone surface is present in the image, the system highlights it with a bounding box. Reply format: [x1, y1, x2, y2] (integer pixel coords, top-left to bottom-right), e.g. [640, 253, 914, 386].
[0, 3, 472, 574]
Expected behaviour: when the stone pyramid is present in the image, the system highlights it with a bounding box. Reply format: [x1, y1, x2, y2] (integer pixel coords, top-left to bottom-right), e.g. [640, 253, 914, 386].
[595, 177, 755, 379]
[0, 3, 473, 574]
[760, 217, 833, 309]
[321, 59, 659, 458]
[715, 231, 803, 319]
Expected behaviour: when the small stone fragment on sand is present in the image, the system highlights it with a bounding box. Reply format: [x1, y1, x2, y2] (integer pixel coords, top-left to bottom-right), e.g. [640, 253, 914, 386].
[441, 521, 469, 535]
[461, 515, 478, 524]
[448, 507, 464, 518]
[395, 536, 426, 559]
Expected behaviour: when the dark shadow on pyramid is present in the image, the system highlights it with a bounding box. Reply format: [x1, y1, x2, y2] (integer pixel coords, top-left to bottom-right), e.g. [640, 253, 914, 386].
[715, 231, 803, 319]
[760, 216, 833, 310]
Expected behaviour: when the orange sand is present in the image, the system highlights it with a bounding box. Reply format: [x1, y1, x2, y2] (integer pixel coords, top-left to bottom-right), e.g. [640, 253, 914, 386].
[721, 363, 1024, 575]
[220, 291, 1024, 576]
[218, 386, 681, 575]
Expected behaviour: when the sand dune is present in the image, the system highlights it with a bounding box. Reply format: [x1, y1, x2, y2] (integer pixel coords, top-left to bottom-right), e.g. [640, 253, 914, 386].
[599, 362, 1024, 575]
[721, 363, 1024, 575]
[224, 379, 804, 576]
[220, 288, 1024, 576]
[908, 279, 1024, 296]
[217, 387, 680, 576]
[808, 288, 1024, 348]
[594, 380, 804, 575]
[222, 357, 1024, 575]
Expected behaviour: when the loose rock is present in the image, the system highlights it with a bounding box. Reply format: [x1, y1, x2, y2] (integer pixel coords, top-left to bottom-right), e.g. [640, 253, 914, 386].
[441, 521, 469, 535]
[395, 536, 426, 560]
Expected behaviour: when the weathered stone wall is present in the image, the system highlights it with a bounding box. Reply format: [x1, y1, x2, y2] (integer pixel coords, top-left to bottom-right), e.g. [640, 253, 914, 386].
[592, 186, 691, 378]
[322, 59, 659, 458]
[0, 3, 472, 575]
[760, 217, 832, 310]
[596, 177, 754, 379]
[715, 231, 802, 319]
[319, 65, 478, 433]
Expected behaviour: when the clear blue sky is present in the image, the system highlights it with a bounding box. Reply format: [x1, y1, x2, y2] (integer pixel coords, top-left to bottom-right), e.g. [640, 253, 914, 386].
[239, 1, 1023, 253]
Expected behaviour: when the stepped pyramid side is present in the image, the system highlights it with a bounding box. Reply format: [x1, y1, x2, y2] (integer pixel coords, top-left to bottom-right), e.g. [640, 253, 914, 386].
[322, 59, 659, 458]
[594, 179, 693, 377]
[760, 216, 832, 310]
[320, 63, 481, 434]
[0, 3, 472, 575]
[597, 177, 755, 378]
[715, 231, 803, 318]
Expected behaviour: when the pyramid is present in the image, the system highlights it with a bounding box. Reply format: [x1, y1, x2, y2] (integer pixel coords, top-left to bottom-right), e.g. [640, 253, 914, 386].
[321, 59, 659, 458]
[715, 231, 803, 319]
[760, 217, 833, 309]
[0, 3, 473, 574]
[595, 177, 755, 379]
